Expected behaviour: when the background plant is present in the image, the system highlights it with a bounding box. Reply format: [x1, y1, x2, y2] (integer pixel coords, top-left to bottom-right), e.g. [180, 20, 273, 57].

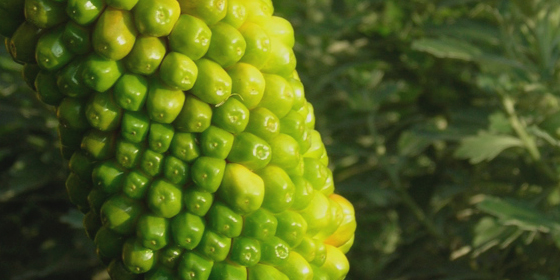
[2, 0, 560, 279]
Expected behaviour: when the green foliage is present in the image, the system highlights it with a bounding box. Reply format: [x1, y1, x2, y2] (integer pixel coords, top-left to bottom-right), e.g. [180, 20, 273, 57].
[4, 0, 560, 279]
[275, 0, 560, 279]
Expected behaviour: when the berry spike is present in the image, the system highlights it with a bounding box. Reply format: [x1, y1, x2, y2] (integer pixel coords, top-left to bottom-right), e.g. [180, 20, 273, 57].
[4, 0, 357, 279]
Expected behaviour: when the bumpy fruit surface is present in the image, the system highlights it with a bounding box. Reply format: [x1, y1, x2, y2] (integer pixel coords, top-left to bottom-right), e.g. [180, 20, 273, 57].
[4, 0, 357, 279]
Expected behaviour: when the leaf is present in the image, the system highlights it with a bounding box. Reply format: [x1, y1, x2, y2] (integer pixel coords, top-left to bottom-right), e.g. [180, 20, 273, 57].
[438, 0, 481, 7]
[0, 152, 55, 202]
[528, 125, 560, 148]
[59, 209, 85, 229]
[476, 195, 560, 233]
[0, 55, 22, 72]
[488, 112, 513, 134]
[550, 230, 560, 250]
[424, 19, 500, 46]
[397, 131, 432, 156]
[373, 81, 403, 104]
[531, 275, 552, 280]
[472, 216, 521, 257]
[476, 54, 529, 72]
[411, 37, 482, 61]
[453, 132, 523, 164]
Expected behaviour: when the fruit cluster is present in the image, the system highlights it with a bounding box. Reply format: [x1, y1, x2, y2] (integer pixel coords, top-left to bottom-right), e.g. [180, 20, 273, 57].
[1, 0, 356, 279]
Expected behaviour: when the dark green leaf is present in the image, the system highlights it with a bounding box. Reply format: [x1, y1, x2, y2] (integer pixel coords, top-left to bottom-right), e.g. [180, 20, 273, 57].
[472, 216, 522, 257]
[412, 38, 482, 61]
[0, 152, 55, 201]
[476, 195, 560, 232]
[397, 131, 432, 156]
[59, 209, 85, 229]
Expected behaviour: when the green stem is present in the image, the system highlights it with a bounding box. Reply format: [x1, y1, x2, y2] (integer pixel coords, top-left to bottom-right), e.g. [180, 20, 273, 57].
[501, 94, 541, 160]
[500, 93, 559, 182]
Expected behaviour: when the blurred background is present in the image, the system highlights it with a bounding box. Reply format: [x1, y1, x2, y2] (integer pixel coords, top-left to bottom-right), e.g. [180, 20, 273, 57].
[3, 0, 560, 279]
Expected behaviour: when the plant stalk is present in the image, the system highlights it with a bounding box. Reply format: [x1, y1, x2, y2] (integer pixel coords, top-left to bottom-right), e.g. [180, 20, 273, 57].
[500, 93, 559, 182]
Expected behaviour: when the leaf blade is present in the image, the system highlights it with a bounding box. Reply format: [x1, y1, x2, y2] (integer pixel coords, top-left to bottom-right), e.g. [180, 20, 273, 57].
[411, 37, 482, 61]
[454, 132, 523, 164]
